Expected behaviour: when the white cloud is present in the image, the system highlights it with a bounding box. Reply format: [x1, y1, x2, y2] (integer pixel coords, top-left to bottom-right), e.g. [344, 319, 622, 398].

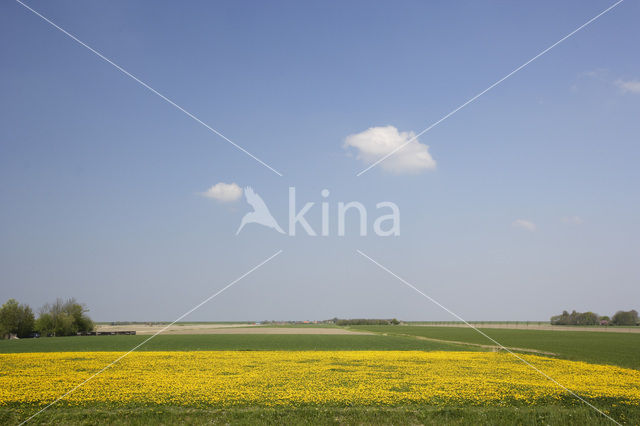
[344, 125, 436, 174]
[562, 216, 584, 225]
[615, 79, 640, 94]
[202, 182, 243, 202]
[512, 219, 536, 232]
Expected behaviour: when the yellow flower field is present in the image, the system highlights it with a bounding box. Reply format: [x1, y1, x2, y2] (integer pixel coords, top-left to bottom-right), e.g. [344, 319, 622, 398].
[1, 351, 639, 407]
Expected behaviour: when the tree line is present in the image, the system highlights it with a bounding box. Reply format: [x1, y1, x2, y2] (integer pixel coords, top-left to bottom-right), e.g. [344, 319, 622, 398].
[0, 298, 94, 338]
[333, 318, 401, 326]
[550, 309, 638, 326]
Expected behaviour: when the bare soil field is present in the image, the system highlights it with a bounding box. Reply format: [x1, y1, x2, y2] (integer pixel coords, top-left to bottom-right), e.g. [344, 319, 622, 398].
[96, 324, 373, 335]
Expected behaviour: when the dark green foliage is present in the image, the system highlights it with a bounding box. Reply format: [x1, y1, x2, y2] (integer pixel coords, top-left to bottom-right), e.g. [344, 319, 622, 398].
[0, 299, 35, 338]
[550, 310, 600, 326]
[35, 298, 94, 337]
[612, 310, 639, 326]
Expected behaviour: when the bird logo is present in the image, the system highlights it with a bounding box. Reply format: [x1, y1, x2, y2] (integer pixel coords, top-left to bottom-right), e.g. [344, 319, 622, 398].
[236, 187, 285, 235]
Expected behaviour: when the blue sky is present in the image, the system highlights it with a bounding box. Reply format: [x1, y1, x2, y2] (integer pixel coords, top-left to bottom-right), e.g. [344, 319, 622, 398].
[1, 0, 639, 321]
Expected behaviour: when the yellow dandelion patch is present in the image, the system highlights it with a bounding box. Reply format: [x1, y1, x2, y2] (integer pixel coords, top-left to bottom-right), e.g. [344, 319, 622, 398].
[1, 351, 639, 406]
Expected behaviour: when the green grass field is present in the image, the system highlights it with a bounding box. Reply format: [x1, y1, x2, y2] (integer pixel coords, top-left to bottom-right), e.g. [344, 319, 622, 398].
[2, 404, 633, 425]
[0, 333, 472, 353]
[2, 326, 639, 425]
[351, 325, 640, 369]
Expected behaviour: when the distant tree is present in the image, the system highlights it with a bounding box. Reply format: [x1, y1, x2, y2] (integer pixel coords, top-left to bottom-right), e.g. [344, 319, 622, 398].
[550, 310, 571, 325]
[611, 310, 639, 326]
[36, 298, 94, 336]
[0, 299, 35, 338]
[34, 311, 54, 336]
[335, 318, 401, 326]
[65, 299, 94, 332]
[575, 311, 599, 325]
[550, 310, 599, 326]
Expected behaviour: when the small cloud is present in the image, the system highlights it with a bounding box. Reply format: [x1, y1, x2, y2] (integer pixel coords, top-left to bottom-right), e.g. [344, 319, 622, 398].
[512, 219, 536, 232]
[615, 79, 640, 94]
[344, 125, 436, 174]
[562, 216, 584, 225]
[201, 182, 243, 202]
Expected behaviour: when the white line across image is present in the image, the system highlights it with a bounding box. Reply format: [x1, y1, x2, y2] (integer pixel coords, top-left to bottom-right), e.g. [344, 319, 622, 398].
[15, 0, 283, 177]
[356, 249, 621, 425]
[356, 0, 624, 176]
[18, 249, 283, 425]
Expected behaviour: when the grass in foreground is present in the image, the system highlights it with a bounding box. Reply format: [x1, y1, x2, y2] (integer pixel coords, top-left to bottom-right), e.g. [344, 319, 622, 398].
[0, 333, 471, 353]
[3, 405, 637, 425]
[352, 325, 640, 369]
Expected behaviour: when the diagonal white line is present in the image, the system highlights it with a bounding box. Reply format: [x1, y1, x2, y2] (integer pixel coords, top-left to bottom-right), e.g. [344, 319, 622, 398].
[356, 0, 624, 176]
[356, 249, 621, 425]
[15, 0, 283, 177]
[18, 249, 283, 425]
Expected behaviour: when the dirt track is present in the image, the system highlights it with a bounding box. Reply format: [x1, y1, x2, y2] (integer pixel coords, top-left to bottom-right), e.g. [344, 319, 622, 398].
[96, 323, 640, 335]
[96, 324, 373, 335]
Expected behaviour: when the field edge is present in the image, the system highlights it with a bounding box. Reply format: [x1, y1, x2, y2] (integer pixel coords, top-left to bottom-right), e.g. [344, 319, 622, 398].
[2, 404, 638, 426]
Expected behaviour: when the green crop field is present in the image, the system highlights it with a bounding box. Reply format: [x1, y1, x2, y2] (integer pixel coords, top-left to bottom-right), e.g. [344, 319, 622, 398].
[2, 328, 639, 425]
[350, 325, 640, 370]
[0, 333, 472, 353]
[2, 404, 631, 426]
